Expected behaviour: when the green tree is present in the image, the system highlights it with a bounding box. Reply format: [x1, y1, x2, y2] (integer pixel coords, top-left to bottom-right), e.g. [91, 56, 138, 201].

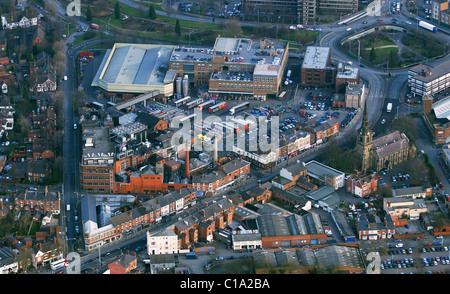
[389, 49, 397, 68]
[114, 2, 121, 19]
[175, 19, 181, 37]
[148, 4, 156, 19]
[369, 46, 376, 62]
[86, 5, 93, 21]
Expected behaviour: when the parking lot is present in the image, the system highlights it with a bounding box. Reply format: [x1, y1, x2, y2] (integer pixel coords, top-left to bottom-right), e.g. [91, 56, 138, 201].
[381, 243, 450, 274]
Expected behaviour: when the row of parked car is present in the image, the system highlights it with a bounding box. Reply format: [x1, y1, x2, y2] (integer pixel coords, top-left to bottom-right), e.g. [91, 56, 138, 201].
[422, 255, 450, 267]
[301, 101, 330, 111]
[388, 247, 413, 255]
[340, 109, 358, 128]
[421, 246, 448, 252]
[392, 172, 410, 182]
[381, 258, 415, 270]
[317, 112, 339, 124]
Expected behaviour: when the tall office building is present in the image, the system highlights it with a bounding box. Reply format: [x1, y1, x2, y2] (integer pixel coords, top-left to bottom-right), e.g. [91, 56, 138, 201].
[241, 0, 358, 25]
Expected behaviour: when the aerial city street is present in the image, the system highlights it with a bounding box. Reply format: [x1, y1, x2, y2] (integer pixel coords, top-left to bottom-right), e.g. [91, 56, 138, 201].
[0, 0, 450, 279]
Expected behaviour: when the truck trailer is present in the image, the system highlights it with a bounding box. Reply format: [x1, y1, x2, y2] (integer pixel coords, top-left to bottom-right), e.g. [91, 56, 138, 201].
[419, 21, 437, 33]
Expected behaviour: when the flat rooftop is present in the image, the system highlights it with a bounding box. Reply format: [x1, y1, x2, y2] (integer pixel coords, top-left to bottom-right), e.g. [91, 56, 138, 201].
[305, 160, 344, 178]
[336, 68, 359, 80]
[409, 59, 450, 83]
[302, 46, 331, 70]
[171, 37, 287, 68]
[82, 126, 114, 159]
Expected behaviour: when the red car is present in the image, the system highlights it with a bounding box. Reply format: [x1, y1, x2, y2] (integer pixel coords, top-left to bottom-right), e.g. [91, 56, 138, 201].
[377, 18, 383, 21]
[425, 242, 432, 246]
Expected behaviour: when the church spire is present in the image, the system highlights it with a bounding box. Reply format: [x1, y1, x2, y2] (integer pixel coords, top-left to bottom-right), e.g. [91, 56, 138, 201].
[358, 100, 372, 145]
[362, 100, 369, 133]
[357, 100, 373, 173]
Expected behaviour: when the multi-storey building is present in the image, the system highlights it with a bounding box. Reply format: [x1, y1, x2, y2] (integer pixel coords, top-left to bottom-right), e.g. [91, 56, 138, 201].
[147, 228, 179, 255]
[301, 46, 336, 88]
[300, 120, 339, 145]
[408, 59, 450, 97]
[191, 158, 251, 194]
[432, 0, 449, 25]
[241, 0, 357, 25]
[14, 188, 60, 214]
[234, 129, 312, 169]
[171, 37, 289, 101]
[345, 83, 365, 109]
[346, 171, 378, 198]
[356, 213, 395, 240]
[80, 126, 115, 194]
[335, 67, 360, 93]
[318, 0, 358, 13]
[383, 197, 428, 221]
[93, 37, 289, 101]
[82, 187, 197, 251]
[172, 198, 235, 248]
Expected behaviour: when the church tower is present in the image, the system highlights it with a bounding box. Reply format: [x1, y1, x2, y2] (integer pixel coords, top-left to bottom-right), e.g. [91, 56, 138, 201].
[356, 102, 373, 172]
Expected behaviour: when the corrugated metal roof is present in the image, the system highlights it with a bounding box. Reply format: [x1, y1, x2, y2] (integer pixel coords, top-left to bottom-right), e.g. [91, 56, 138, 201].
[101, 45, 173, 86]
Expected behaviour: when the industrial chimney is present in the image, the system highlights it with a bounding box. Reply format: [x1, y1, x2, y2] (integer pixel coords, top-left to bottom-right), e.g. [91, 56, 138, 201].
[185, 142, 190, 179]
[214, 139, 218, 166]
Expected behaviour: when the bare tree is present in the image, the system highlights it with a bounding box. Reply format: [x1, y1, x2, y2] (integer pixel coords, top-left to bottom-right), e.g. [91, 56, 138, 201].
[225, 19, 242, 37]
[52, 40, 67, 77]
[17, 247, 34, 273]
[44, 0, 57, 16]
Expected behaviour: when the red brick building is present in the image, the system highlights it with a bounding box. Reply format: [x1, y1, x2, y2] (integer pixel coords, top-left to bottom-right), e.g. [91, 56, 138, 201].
[191, 159, 251, 194]
[173, 198, 235, 248]
[346, 172, 378, 198]
[107, 254, 137, 274]
[14, 188, 60, 215]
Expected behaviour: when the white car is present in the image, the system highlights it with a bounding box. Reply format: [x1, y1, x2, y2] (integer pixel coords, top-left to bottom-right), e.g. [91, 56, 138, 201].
[381, 119, 386, 124]
[346, 27, 352, 31]
[74, 123, 77, 130]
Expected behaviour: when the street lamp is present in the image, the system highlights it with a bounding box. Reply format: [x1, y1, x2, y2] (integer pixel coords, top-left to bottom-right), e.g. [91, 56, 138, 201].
[358, 39, 361, 67]
[189, 31, 192, 48]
